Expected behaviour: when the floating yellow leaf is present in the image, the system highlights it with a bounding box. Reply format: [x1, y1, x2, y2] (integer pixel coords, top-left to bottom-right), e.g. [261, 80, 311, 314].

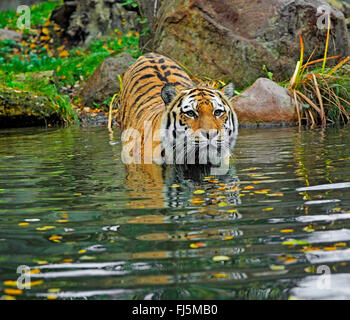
[335, 242, 346, 247]
[254, 189, 271, 194]
[3, 281, 17, 287]
[324, 246, 337, 251]
[47, 295, 57, 300]
[213, 255, 230, 262]
[263, 207, 274, 211]
[193, 190, 205, 194]
[170, 185, 180, 188]
[280, 229, 294, 233]
[4, 288, 22, 295]
[244, 186, 254, 190]
[267, 192, 284, 197]
[213, 273, 228, 278]
[269, 265, 285, 271]
[36, 226, 55, 231]
[303, 225, 315, 232]
[218, 202, 227, 207]
[284, 258, 297, 264]
[49, 235, 62, 242]
[18, 222, 29, 226]
[29, 269, 40, 274]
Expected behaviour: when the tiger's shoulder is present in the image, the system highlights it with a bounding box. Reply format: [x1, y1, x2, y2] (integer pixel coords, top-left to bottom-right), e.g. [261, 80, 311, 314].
[118, 53, 193, 130]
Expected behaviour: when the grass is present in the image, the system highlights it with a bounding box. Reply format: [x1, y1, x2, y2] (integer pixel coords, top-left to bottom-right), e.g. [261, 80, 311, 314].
[288, 34, 350, 127]
[0, 0, 63, 29]
[0, 0, 141, 123]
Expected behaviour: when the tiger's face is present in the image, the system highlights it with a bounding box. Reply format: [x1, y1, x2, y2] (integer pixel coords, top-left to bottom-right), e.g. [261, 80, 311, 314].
[160, 83, 238, 165]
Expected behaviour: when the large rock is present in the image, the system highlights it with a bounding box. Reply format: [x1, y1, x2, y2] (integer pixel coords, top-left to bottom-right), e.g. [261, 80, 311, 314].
[50, 0, 139, 44]
[0, 29, 22, 41]
[231, 78, 297, 125]
[146, 0, 350, 89]
[80, 52, 135, 107]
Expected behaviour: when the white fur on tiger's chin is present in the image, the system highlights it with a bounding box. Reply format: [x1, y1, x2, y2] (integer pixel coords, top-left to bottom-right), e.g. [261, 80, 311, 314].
[160, 129, 238, 168]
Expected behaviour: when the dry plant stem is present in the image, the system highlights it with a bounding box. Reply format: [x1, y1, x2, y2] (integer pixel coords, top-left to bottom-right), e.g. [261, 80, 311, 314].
[290, 61, 300, 89]
[328, 55, 350, 76]
[293, 90, 301, 127]
[312, 73, 326, 126]
[308, 109, 316, 127]
[303, 55, 341, 68]
[295, 90, 322, 114]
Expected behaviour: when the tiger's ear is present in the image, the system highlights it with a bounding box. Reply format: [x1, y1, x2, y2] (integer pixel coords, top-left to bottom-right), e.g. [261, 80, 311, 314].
[221, 83, 235, 99]
[161, 84, 178, 105]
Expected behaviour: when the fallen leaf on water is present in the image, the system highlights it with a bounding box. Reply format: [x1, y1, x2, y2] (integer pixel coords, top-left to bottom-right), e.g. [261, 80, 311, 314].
[3, 281, 17, 287]
[36, 226, 55, 231]
[263, 207, 274, 211]
[4, 288, 22, 295]
[270, 265, 285, 271]
[267, 192, 284, 197]
[282, 240, 309, 245]
[218, 202, 227, 207]
[280, 229, 294, 233]
[213, 255, 230, 262]
[323, 246, 337, 251]
[213, 273, 228, 278]
[193, 190, 205, 194]
[190, 242, 206, 249]
[284, 258, 297, 264]
[48, 288, 61, 293]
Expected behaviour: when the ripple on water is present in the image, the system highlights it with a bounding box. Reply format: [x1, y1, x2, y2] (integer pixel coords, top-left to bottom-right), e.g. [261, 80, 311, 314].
[1, 126, 350, 300]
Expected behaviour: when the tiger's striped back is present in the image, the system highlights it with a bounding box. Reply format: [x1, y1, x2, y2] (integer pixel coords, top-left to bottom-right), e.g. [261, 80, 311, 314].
[119, 53, 193, 132]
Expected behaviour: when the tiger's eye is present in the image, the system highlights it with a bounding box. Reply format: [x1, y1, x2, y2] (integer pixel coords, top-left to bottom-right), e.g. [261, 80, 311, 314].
[185, 110, 196, 118]
[214, 110, 224, 117]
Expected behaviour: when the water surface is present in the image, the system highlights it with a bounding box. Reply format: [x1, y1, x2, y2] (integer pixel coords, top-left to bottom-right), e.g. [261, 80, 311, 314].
[1, 126, 350, 300]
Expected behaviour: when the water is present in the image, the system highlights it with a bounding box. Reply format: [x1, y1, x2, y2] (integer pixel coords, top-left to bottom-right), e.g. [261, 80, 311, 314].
[1, 126, 350, 300]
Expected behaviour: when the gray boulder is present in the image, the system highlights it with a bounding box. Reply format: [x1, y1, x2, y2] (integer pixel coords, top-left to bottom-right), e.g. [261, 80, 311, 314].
[80, 52, 135, 107]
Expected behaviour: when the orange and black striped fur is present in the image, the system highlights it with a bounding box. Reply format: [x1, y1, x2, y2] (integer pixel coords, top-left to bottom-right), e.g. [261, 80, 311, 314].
[118, 52, 238, 165]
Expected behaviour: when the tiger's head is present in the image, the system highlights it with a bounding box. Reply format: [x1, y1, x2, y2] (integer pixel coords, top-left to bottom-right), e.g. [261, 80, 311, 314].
[160, 83, 238, 165]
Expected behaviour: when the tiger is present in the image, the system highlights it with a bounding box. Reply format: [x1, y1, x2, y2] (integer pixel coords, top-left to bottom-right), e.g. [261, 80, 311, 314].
[118, 52, 238, 166]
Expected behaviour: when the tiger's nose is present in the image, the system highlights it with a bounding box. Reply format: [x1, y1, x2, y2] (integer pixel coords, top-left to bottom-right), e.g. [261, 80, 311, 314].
[199, 130, 220, 140]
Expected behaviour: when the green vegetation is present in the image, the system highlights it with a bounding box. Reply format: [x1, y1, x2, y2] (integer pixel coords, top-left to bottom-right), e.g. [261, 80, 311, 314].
[0, 0, 141, 124]
[0, 0, 63, 29]
[288, 35, 350, 126]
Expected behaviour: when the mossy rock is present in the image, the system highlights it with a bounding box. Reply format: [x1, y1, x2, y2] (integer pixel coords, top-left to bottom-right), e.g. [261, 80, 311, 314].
[0, 87, 65, 128]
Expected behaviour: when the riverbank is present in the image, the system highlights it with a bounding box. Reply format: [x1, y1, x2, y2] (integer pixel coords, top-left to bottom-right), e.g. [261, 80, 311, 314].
[0, 0, 349, 128]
